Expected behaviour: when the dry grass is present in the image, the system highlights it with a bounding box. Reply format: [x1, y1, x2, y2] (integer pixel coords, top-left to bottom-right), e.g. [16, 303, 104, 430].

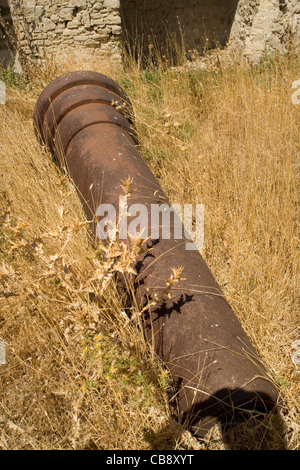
[0, 45, 299, 450]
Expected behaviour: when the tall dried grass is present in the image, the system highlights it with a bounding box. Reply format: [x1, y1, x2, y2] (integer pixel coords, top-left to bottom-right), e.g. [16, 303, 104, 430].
[0, 45, 299, 449]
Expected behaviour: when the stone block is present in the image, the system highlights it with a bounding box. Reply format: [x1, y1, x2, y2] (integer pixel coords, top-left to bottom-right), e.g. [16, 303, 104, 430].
[73, 34, 91, 42]
[35, 6, 45, 17]
[42, 18, 56, 32]
[21, 6, 36, 20]
[68, 14, 82, 29]
[106, 13, 122, 24]
[62, 27, 77, 36]
[69, 0, 90, 6]
[50, 14, 59, 22]
[91, 18, 105, 26]
[103, 0, 120, 10]
[93, 2, 105, 12]
[111, 24, 122, 34]
[59, 7, 75, 21]
[82, 11, 91, 28]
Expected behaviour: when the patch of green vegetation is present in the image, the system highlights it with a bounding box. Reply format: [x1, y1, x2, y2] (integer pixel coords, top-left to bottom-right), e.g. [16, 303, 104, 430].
[82, 332, 168, 407]
[249, 50, 299, 90]
[140, 70, 163, 104]
[275, 376, 288, 389]
[119, 75, 138, 100]
[0, 68, 29, 91]
[143, 427, 156, 445]
[187, 67, 223, 99]
[142, 146, 174, 166]
[176, 119, 198, 141]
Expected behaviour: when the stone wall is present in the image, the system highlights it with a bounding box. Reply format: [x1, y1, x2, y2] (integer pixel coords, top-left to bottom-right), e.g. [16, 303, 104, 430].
[229, 0, 300, 61]
[9, 0, 123, 63]
[0, 0, 299, 69]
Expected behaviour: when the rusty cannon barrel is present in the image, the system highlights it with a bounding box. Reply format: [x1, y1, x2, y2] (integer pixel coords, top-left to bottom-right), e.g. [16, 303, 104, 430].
[33, 71, 279, 437]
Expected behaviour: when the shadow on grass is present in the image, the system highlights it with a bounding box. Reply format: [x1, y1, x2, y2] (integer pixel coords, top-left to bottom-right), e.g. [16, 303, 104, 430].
[145, 397, 288, 450]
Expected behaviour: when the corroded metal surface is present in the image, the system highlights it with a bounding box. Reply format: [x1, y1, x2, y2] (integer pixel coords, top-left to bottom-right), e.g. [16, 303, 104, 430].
[33, 71, 279, 437]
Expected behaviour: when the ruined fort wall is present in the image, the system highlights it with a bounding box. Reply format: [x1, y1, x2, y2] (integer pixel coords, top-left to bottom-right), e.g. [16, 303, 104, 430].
[229, 0, 300, 61]
[1, 0, 299, 68]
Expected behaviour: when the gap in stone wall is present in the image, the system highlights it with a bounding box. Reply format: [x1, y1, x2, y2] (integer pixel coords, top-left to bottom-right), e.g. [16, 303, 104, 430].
[120, 0, 239, 62]
[0, 0, 17, 68]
